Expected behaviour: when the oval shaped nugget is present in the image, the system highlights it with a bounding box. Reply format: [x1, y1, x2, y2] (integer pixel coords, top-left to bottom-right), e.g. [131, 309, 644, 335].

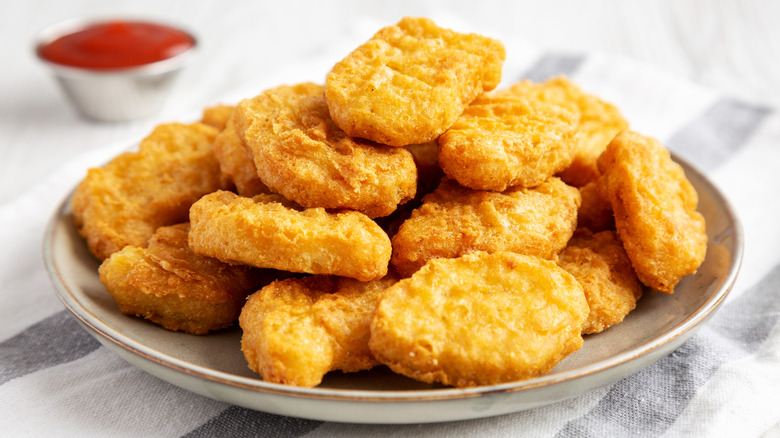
[325, 17, 505, 146]
[438, 83, 579, 191]
[597, 131, 707, 293]
[234, 83, 417, 218]
[391, 177, 580, 277]
[188, 191, 391, 281]
[72, 122, 228, 260]
[370, 251, 588, 387]
[240, 274, 397, 387]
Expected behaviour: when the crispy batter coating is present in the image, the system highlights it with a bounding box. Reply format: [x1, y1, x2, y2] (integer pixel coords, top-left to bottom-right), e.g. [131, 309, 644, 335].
[557, 229, 643, 334]
[240, 274, 398, 387]
[200, 104, 236, 131]
[98, 223, 267, 335]
[391, 177, 580, 277]
[508, 77, 628, 187]
[577, 180, 614, 232]
[597, 131, 707, 293]
[72, 122, 228, 260]
[213, 111, 271, 197]
[438, 82, 579, 191]
[325, 17, 505, 146]
[188, 190, 391, 281]
[234, 83, 417, 218]
[370, 251, 588, 387]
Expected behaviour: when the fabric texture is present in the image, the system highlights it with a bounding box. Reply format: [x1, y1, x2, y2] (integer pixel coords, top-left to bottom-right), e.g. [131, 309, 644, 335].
[1, 38, 779, 437]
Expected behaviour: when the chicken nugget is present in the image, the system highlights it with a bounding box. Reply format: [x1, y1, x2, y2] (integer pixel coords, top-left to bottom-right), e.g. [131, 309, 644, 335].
[577, 180, 614, 232]
[72, 122, 228, 260]
[508, 77, 628, 187]
[391, 177, 580, 277]
[200, 104, 235, 131]
[188, 190, 391, 281]
[240, 273, 398, 387]
[213, 110, 271, 197]
[370, 251, 588, 387]
[325, 17, 505, 146]
[597, 131, 707, 293]
[557, 229, 643, 334]
[234, 83, 417, 218]
[98, 223, 267, 335]
[438, 83, 579, 191]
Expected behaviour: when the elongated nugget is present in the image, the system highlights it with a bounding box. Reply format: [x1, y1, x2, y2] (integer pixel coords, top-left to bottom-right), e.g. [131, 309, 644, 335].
[370, 251, 588, 387]
[557, 229, 643, 334]
[99, 223, 266, 335]
[240, 274, 398, 387]
[438, 83, 579, 191]
[391, 177, 580, 277]
[234, 83, 417, 218]
[508, 77, 629, 187]
[326, 17, 505, 146]
[597, 131, 707, 293]
[72, 122, 228, 260]
[188, 191, 391, 281]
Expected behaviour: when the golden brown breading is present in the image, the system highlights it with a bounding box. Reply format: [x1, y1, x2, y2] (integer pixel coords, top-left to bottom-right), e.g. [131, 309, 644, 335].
[577, 180, 614, 232]
[556, 229, 643, 334]
[240, 273, 398, 387]
[325, 17, 505, 146]
[200, 104, 236, 131]
[98, 223, 267, 335]
[188, 190, 392, 281]
[507, 77, 628, 187]
[438, 82, 579, 191]
[370, 251, 588, 387]
[597, 131, 707, 293]
[391, 177, 580, 277]
[234, 83, 418, 218]
[213, 111, 271, 197]
[72, 122, 228, 260]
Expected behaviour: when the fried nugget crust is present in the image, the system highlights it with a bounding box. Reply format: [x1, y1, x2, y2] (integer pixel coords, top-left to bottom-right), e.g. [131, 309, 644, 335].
[188, 190, 391, 281]
[577, 180, 614, 232]
[200, 104, 236, 131]
[98, 223, 266, 335]
[213, 111, 271, 197]
[438, 82, 579, 191]
[234, 83, 417, 218]
[370, 251, 588, 387]
[507, 77, 628, 187]
[557, 229, 643, 334]
[597, 131, 707, 293]
[391, 177, 580, 277]
[239, 274, 398, 387]
[72, 123, 228, 260]
[325, 17, 505, 146]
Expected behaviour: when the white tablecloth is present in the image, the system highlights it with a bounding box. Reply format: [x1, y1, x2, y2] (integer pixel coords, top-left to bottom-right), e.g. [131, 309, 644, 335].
[2, 2, 780, 437]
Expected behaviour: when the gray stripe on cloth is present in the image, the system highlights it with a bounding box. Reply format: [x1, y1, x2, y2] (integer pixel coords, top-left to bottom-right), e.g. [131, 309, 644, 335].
[555, 263, 780, 438]
[0, 310, 101, 385]
[666, 98, 771, 170]
[182, 405, 323, 438]
[520, 54, 584, 82]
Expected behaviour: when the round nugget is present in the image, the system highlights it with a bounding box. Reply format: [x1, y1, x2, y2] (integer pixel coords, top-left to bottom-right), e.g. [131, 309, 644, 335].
[188, 191, 391, 281]
[597, 131, 707, 293]
[557, 229, 643, 334]
[240, 274, 397, 387]
[369, 251, 588, 387]
[438, 83, 579, 191]
[325, 17, 505, 146]
[234, 82, 417, 218]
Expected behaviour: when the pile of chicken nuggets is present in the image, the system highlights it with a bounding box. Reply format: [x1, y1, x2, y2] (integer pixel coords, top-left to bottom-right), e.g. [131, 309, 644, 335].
[73, 17, 708, 388]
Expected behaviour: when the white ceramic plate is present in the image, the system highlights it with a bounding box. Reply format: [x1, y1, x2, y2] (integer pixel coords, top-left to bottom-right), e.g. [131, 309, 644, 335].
[43, 153, 742, 424]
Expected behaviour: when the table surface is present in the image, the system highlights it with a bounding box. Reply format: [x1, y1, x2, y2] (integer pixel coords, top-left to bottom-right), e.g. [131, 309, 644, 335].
[3, 1, 780, 437]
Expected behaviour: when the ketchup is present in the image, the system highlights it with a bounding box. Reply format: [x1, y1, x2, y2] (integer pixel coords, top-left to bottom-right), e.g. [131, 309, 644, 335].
[38, 20, 195, 70]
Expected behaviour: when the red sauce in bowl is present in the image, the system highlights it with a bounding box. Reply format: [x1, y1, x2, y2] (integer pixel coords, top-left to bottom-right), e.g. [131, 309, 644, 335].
[38, 20, 195, 70]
